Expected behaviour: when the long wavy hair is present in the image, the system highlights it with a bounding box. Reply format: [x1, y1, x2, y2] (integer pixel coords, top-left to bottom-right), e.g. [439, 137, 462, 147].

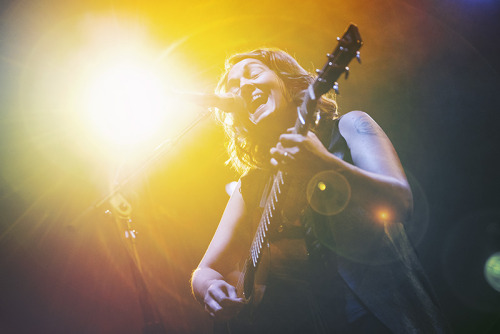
[215, 48, 338, 175]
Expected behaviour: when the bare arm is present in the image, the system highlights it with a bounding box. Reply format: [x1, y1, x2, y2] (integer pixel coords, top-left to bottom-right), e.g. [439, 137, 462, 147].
[336, 110, 412, 221]
[191, 181, 250, 320]
[270, 110, 412, 223]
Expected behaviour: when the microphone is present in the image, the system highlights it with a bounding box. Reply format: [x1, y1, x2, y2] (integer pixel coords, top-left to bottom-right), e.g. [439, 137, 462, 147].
[169, 90, 246, 113]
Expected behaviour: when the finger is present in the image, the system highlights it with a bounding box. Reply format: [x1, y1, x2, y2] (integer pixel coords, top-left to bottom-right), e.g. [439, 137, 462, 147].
[279, 133, 303, 147]
[208, 299, 244, 321]
[206, 298, 233, 320]
[270, 141, 288, 155]
[270, 146, 286, 160]
[226, 284, 238, 299]
[270, 148, 288, 162]
[208, 285, 231, 304]
[205, 298, 222, 315]
[209, 282, 244, 307]
[218, 280, 243, 301]
[270, 147, 279, 156]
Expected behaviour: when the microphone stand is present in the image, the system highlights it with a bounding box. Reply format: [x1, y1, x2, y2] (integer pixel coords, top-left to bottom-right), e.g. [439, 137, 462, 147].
[108, 191, 166, 334]
[71, 109, 212, 333]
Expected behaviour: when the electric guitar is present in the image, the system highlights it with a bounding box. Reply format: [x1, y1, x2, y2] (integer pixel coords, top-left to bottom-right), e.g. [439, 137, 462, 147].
[219, 24, 363, 333]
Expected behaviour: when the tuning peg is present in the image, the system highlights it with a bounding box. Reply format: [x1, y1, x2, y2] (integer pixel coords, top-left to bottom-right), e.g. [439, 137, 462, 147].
[356, 51, 361, 63]
[315, 68, 321, 74]
[333, 82, 339, 94]
[345, 67, 350, 79]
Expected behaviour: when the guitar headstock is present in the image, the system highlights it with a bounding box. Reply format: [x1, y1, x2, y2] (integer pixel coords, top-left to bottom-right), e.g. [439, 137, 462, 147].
[314, 24, 363, 97]
[295, 24, 362, 134]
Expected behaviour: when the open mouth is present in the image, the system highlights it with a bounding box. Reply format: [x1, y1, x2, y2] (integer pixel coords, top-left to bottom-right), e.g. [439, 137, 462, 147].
[249, 93, 268, 120]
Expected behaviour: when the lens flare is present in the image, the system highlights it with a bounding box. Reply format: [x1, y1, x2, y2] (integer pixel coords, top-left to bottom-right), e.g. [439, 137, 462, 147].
[306, 170, 351, 216]
[484, 252, 500, 293]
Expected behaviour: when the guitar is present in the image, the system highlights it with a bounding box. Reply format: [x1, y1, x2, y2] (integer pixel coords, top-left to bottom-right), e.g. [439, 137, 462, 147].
[219, 24, 363, 333]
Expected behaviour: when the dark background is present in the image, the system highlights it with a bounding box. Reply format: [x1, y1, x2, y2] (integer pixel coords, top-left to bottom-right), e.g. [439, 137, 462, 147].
[0, 0, 499, 333]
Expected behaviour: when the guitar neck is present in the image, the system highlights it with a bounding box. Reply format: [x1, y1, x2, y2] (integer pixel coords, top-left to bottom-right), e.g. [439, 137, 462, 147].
[236, 170, 288, 298]
[241, 83, 319, 285]
[248, 170, 287, 266]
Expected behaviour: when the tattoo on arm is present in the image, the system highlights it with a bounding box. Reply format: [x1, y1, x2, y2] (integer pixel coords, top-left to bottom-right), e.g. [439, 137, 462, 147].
[354, 115, 380, 135]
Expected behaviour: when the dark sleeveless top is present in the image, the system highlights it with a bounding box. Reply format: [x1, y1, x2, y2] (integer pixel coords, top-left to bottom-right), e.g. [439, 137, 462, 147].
[238, 118, 365, 332]
[239, 116, 448, 333]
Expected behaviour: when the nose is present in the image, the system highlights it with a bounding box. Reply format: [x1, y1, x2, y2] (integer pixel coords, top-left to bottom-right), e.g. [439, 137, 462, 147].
[239, 77, 254, 100]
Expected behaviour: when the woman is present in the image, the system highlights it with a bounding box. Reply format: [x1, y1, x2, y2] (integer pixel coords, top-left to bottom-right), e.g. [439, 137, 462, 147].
[191, 49, 446, 333]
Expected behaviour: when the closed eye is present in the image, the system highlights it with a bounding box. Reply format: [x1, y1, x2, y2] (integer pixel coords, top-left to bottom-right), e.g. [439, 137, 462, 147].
[249, 70, 261, 79]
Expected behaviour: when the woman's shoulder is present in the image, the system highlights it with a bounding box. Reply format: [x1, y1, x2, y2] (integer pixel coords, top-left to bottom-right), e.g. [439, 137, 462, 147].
[338, 110, 382, 139]
[240, 168, 273, 209]
[338, 110, 372, 127]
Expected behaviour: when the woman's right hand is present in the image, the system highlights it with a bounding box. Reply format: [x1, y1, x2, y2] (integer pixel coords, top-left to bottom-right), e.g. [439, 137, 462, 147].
[204, 279, 245, 321]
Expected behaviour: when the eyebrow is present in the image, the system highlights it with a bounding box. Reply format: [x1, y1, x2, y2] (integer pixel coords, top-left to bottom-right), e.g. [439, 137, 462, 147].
[227, 63, 249, 89]
[226, 61, 264, 88]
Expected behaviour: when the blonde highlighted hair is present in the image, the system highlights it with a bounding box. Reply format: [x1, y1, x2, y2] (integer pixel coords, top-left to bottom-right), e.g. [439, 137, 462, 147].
[215, 48, 338, 175]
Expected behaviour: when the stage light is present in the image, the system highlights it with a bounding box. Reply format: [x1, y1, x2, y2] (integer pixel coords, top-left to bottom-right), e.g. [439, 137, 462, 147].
[484, 252, 500, 292]
[64, 14, 197, 166]
[84, 60, 169, 147]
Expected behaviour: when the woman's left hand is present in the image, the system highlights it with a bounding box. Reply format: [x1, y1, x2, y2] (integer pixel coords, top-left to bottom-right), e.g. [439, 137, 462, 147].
[270, 128, 337, 176]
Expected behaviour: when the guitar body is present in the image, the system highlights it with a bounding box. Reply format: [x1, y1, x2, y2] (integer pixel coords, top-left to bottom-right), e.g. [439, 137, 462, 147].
[215, 242, 270, 334]
[227, 246, 271, 333]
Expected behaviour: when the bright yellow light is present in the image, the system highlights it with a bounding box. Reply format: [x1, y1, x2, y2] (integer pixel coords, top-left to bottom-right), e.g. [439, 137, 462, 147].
[376, 209, 392, 222]
[317, 181, 327, 191]
[66, 14, 195, 164]
[85, 60, 168, 146]
[14, 9, 212, 185]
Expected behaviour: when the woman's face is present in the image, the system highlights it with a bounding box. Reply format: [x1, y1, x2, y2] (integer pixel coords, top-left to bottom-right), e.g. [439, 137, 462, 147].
[226, 58, 294, 131]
